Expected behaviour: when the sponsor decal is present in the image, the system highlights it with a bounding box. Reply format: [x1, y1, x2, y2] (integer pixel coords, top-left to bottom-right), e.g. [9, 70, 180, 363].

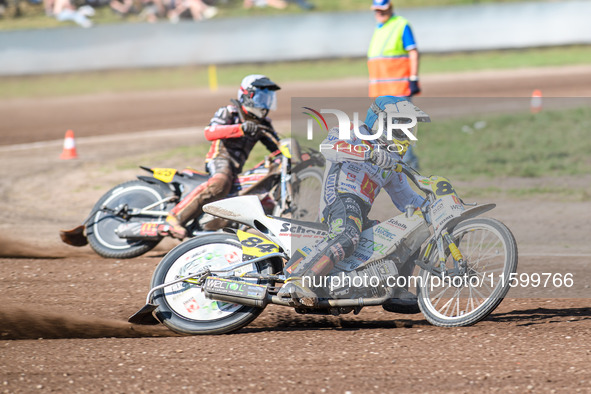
[374, 226, 396, 241]
[310, 255, 332, 275]
[286, 256, 304, 274]
[279, 222, 326, 236]
[352, 249, 372, 262]
[324, 174, 337, 204]
[328, 218, 344, 239]
[435, 214, 455, 232]
[140, 222, 159, 237]
[350, 215, 363, 232]
[358, 237, 388, 255]
[345, 203, 362, 215]
[430, 199, 444, 216]
[434, 212, 448, 223]
[346, 172, 357, 182]
[224, 250, 240, 263]
[360, 174, 378, 202]
[183, 297, 200, 313]
[341, 182, 358, 192]
[387, 219, 408, 231]
[205, 278, 266, 299]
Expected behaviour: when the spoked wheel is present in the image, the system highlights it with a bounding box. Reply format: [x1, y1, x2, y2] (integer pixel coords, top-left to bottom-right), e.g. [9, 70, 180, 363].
[418, 218, 518, 327]
[291, 167, 324, 221]
[87, 180, 172, 259]
[151, 233, 276, 335]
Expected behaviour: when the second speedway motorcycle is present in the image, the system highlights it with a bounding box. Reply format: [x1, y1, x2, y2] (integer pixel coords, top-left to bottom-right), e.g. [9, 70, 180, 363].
[60, 138, 325, 259]
[129, 161, 518, 332]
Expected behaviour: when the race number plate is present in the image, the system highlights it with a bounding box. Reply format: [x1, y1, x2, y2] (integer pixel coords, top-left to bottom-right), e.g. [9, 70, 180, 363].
[237, 230, 279, 261]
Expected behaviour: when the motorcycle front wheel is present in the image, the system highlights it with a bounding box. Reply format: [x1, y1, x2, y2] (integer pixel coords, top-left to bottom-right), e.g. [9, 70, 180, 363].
[87, 180, 171, 259]
[151, 233, 276, 335]
[291, 166, 324, 221]
[418, 217, 518, 327]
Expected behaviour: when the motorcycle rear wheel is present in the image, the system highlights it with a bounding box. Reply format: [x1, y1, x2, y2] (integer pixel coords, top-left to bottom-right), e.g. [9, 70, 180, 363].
[418, 218, 518, 327]
[87, 180, 171, 259]
[151, 233, 276, 335]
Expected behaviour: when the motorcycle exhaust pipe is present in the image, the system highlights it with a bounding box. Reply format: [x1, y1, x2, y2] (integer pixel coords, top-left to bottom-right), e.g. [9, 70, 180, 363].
[205, 292, 269, 308]
[115, 222, 163, 240]
[207, 292, 393, 309]
[202, 277, 270, 308]
[203, 277, 397, 309]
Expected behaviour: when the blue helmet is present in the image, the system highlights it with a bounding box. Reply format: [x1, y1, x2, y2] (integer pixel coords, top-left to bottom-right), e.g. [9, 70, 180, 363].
[365, 96, 409, 130]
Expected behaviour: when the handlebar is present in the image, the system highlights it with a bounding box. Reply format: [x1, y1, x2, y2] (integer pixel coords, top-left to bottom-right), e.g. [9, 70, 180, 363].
[385, 161, 434, 196]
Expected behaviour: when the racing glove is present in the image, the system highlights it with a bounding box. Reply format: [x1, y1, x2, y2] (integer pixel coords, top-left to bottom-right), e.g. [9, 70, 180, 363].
[370, 149, 396, 169]
[241, 121, 260, 137]
[409, 76, 421, 96]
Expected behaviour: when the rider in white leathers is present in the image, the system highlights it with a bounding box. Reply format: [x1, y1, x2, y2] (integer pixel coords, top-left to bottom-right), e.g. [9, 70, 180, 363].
[280, 96, 428, 305]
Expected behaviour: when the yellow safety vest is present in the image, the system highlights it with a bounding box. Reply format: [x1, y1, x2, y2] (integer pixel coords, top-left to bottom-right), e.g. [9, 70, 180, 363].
[367, 16, 412, 97]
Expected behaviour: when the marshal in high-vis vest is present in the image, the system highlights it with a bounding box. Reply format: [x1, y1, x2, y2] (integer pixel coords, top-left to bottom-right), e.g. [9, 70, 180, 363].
[367, 0, 421, 98]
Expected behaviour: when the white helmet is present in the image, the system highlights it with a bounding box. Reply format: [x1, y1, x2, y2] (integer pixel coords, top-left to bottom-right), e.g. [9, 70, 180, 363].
[237, 74, 281, 119]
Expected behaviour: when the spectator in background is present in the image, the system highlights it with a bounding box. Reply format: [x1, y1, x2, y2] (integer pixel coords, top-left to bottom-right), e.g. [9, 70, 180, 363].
[109, 0, 134, 16]
[0, 0, 6, 18]
[109, 0, 166, 22]
[139, 0, 166, 22]
[51, 0, 95, 27]
[167, 0, 217, 22]
[367, 0, 421, 169]
[244, 0, 286, 10]
[290, 0, 313, 10]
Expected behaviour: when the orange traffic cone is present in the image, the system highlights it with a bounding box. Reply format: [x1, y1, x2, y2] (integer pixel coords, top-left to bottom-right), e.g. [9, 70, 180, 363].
[60, 130, 78, 160]
[530, 89, 543, 114]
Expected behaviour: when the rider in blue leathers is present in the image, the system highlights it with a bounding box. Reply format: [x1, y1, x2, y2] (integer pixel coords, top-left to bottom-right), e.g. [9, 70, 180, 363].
[279, 96, 427, 305]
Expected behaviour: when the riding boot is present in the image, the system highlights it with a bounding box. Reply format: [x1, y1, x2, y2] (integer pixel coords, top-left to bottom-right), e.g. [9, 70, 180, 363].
[158, 214, 187, 240]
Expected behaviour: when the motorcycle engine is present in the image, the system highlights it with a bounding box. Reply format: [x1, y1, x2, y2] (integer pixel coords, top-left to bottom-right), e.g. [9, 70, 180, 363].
[327, 258, 399, 300]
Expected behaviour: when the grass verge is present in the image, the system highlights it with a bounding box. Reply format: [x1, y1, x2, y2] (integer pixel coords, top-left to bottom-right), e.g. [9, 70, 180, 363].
[416, 105, 591, 180]
[2, 45, 591, 100]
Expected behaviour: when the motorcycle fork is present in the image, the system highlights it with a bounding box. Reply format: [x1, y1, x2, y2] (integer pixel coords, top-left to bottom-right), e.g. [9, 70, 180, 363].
[416, 232, 466, 277]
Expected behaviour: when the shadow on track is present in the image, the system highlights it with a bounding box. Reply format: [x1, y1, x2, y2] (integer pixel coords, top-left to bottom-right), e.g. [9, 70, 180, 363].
[238, 310, 431, 334]
[487, 306, 591, 326]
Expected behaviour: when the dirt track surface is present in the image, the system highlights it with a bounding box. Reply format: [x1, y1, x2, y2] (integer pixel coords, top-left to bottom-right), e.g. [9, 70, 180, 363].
[3, 65, 591, 146]
[1, 66, 591, 393]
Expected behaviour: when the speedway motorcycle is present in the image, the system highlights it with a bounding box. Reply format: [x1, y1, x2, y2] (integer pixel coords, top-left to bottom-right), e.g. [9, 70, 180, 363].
[60, 136, 325, 259]
[129, 161, 518, 332]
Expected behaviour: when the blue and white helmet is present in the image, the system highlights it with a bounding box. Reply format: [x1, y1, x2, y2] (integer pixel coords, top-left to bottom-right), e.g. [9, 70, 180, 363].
[238, 74, 281, 119]
[365, 96, 430, 156]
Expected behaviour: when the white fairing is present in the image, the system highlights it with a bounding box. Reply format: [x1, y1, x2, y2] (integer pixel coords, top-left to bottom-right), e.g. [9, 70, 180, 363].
[203, 196, 292, 253]
[203, 196, 266, 227]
